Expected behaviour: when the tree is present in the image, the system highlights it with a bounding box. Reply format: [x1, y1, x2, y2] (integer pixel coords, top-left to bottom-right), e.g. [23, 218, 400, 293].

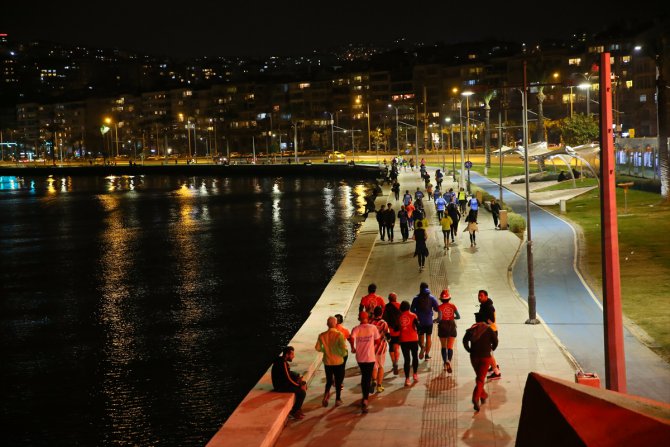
[560, 114, 599, 146]
[640, 18, 670, 200]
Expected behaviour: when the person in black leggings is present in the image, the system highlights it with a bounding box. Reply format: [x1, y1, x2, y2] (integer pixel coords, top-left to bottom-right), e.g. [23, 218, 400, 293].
[398, 301, 420, 386]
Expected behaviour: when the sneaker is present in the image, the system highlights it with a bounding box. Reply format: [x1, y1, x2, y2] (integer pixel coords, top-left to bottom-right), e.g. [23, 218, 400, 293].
[393, 363, 399, 375]
[487, 372, 502, 381]
[419, 349, 424, 360]
[443, 362, 448, 371]
[473, 400, 480, 412]
[404, 378, 411, 387]
[362, 400, 369, 414]
[446, 362, 453, 373]
[335, 399, 343, 406]
[290, 410, 305, 420]
[413, 373, 419, 383]
[425, 354, 431, 361]
[322, 391, 330, 407]
[376, 385, 384, 393]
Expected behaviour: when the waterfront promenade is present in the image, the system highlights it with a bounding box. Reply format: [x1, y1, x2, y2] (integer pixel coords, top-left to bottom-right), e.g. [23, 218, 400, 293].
[272, 169, 579, 447]
[210, 167, 581, 446]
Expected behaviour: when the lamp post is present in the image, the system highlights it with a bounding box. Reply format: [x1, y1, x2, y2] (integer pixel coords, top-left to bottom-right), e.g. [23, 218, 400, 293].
[186, 119, 192, 158]
[462, 91, 474, 191]
[388, 104, 399, 158]
[104, 117, 119, 157]
[457, 101, 465, 189]
[579, 81, 592, 115]
[327, 112, 335, 152]
[521, 60, 539, 325]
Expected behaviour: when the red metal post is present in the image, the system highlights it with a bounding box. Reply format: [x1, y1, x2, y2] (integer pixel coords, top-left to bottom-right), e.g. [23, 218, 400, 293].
[599, 52, 627, 392]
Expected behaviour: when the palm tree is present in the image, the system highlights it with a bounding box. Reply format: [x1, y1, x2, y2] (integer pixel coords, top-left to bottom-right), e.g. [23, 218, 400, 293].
[642, 18, 670, 200]
[483, 90, 497, 169]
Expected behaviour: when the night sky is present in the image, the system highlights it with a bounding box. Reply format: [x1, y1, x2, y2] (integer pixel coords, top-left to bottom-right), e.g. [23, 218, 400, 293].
[2, 1, 665, 58]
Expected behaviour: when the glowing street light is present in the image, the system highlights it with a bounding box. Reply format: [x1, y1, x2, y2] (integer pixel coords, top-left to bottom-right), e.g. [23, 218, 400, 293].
[104, 117, 119, 157]
[579, 81, 592, 115]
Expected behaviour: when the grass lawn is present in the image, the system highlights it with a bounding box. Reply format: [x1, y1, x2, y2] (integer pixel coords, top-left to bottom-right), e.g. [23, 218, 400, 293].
[535, 178, 599, 192]
[544, 188, 670, 362]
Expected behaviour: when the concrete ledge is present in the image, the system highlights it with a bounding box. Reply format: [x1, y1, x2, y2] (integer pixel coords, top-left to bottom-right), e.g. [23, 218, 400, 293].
[207, 186, 390, 447]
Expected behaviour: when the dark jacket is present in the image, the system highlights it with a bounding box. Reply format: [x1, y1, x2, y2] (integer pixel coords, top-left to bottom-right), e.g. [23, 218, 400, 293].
[463, 323, 498, 358]
[478, 298, 496, 326]
[271, 357, 301, 391]
[491, 202, 501, 216]
[384, 208, 396, 225]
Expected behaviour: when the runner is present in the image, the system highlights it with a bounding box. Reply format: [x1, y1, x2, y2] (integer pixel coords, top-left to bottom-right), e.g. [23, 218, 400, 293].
[410, 282, 440, 360]
[350, 311, 381, 413]
[370, 306, 389, 393]
[314, 317, 347, 407]
[382, 293, 402, 375]
[398, 300, 420, 386]
[437, 289, 460, 373]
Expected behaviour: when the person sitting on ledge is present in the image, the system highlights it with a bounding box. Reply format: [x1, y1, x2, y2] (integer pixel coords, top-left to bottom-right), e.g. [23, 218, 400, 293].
[271, 346, 307, 420]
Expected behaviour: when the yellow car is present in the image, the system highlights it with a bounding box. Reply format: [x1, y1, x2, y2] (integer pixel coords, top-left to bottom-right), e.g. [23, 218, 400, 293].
[327, 151, 346, 160]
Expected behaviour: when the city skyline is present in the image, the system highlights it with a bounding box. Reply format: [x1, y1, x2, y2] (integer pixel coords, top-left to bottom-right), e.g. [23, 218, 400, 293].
[4, 1, 665, 59]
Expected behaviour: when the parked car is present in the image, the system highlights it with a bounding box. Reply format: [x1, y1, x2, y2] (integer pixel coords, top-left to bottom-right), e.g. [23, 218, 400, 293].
[327, 151, 346, 160]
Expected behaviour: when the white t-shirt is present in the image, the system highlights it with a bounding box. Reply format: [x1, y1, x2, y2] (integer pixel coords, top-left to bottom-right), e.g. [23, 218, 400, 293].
[351, 323, 381, 363]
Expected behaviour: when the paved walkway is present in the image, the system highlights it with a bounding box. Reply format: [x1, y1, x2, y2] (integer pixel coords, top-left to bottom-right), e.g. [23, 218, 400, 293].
[275, 168, 577, 447]
[474, 171, 670, 402]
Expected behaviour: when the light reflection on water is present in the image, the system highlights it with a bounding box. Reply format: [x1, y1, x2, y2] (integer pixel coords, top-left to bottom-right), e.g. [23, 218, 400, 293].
[0, 174, 370, 446]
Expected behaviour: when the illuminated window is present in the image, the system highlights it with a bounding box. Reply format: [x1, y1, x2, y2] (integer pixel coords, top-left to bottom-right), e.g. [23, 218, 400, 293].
[609, 44, 620, 51]
[626, 80, 633, 88]
[588, 46, 604, 53]
[244, 93, 255, 100]
[183, 90, 192, 97]
[299, 82, 310, 89]
[568, 58, 581, 66]
[353, 76, 362, 82]
[622, 55, 631, 64]
[468, 54, 476, 60]
[640, 94, 647, 103]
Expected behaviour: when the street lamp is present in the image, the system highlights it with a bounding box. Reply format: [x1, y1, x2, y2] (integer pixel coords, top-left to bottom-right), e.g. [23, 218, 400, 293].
[444, 117, 451, 173]
[462, 91, 474, 191]
[520, 60, 539, 325]
[104, 117, 119, 157]
[327, 112, 335, 152]
[388, 104, 399, 158]
[579, 81, 592, 115]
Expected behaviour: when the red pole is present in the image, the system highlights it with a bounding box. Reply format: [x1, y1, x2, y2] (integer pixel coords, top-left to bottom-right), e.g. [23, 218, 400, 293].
[600, 52, 627, 392]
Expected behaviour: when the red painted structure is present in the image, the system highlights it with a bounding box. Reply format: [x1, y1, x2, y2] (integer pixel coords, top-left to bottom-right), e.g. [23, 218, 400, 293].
[599, 52, 626, 392]
[516, 373, 670, 446]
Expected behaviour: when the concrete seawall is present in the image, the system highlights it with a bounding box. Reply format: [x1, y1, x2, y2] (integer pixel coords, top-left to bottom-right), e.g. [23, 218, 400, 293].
[206, 186, 390, 447]
[0, 163, 381, 179]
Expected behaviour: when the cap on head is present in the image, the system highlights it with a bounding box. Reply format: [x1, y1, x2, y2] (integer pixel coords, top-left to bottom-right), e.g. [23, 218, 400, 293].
[440, 289, 451, 300]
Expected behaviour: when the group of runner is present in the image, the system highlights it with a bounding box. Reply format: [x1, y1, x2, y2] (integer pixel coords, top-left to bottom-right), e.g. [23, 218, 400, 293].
[272, 163, 500, 419]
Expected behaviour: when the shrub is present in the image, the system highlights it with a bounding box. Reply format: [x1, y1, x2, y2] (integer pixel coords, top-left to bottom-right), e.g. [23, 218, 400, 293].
[507, 212, 526, 234]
